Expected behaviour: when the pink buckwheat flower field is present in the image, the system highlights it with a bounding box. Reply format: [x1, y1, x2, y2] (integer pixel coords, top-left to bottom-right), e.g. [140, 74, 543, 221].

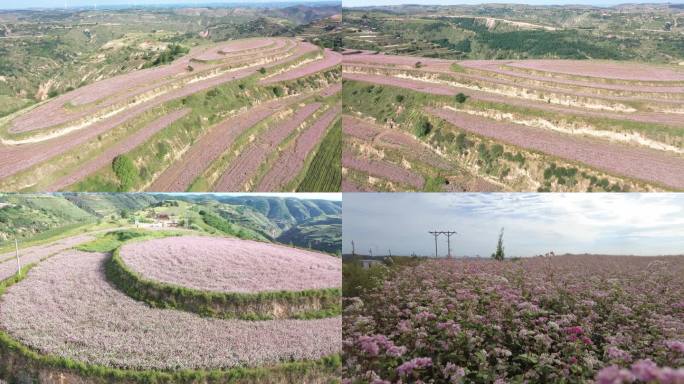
[343, 255, 684, 384]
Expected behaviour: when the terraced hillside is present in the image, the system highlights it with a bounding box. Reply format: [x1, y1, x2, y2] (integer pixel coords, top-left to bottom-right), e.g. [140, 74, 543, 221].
[0, 37, 341, 192]
[0, 230, 342, 383]
[342, 52, 684, 192]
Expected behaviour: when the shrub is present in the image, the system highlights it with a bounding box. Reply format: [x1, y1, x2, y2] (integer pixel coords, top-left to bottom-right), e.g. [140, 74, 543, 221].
[111, 155, 138, 192]
[272, 86, 284, 97]
[454, 92, 469, 103]
[258, 67, 266, 74]
[414, 117, 432, 138]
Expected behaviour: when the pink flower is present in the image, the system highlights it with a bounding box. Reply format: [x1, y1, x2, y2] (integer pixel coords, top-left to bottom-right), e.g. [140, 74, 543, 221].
[630, 359, 659, 382]
[596, 365, 635, 384]
[606, 347, 632, 361]
[564, 326, 584, 335]
[396, 357, 432, 376]
[665, 340, 684, 353]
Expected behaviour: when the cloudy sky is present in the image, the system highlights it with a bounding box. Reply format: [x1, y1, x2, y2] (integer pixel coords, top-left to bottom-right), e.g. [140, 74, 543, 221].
[342, 193, 684, 257]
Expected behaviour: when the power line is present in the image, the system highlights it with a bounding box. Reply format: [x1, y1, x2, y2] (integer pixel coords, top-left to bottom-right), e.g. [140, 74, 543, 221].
[428, 230, 458, 258]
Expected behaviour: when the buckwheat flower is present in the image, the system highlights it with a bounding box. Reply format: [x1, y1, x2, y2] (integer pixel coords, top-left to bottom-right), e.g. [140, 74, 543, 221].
[396, 357, 432, 376]
[564, 326, 584, 335]
[397, 319, 413, 333]
[658, 367, 684, 384]
[596, 365, 635, 384]
[606, 346, 632, 361]
[386, 344, 407, 357]
[665, 340, 684, 353]
[630, 359, 659, 381]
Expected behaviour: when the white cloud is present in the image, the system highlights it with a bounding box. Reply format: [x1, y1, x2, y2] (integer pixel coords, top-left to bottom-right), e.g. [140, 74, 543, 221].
[342, 193, 684, 257]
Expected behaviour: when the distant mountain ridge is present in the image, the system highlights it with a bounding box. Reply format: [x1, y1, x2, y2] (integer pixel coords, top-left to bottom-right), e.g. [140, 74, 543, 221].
[0, 193, 341, 253]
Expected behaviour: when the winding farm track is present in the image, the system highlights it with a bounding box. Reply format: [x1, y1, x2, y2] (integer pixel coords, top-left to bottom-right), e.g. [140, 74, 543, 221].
[343, 72, 684, 127]
[0, 233, 96, 281]
[213, 102, 323, 191]
[0, 249, 341, 370]
[258, 104, 341, 191]
[428, 107, 684, 190]
[46, 109, 191, 192]
[342, 150, 425, 189]
[0, 38, 325, 185]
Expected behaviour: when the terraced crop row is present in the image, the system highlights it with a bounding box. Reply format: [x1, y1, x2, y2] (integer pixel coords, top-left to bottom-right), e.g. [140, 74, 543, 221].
[0, 38, 342, 192]
[341, 51, 684, 191]
[0, 232, 342, 382]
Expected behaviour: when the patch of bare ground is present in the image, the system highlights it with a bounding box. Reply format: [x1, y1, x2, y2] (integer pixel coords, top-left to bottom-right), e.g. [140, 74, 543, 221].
[213, 103, 323, 191]
[342, 150, 424, 189]
[257, 104, 341, 191]
[427, 107, 684, 190]
[261, 50, 342, 84]
[342, 72, 684, 127]
[46, 109, 190, 192]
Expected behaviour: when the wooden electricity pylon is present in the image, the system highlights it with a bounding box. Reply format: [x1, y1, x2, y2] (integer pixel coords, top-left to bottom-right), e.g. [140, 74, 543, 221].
[428, 231, 441, 257]
[351, 240, 356, 256]
[429, 231, 457, 258]
[443, 231, 457, 258]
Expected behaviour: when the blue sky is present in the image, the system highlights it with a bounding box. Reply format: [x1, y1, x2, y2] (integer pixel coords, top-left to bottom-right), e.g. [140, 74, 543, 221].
[0, 0, 336, 10]
[343, 0, 680, 6]
[342, 193, 684, 257]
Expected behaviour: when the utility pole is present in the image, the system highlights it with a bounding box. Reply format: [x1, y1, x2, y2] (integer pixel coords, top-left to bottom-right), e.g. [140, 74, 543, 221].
[351, 240, 355, 256]
[15, 238, 21, 276]
[428, 230, 457, 258]
[443, 231, 457, 258]
[428, 231, 441, 258]
[388, 249, 392, 257]
[369, 248, 373, 257]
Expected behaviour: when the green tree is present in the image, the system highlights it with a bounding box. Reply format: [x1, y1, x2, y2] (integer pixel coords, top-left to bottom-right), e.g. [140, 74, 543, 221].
[414, 117, 432, 138]
[454, 92, 469, 103]
[491, 227, 505, 261]
[111, 155, 138, 192]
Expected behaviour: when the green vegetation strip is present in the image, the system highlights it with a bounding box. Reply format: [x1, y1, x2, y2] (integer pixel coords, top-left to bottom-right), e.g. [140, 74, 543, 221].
[105, 242, 341, 321]
[0, 257, 341, 384]
[296, 118, 342, 192]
